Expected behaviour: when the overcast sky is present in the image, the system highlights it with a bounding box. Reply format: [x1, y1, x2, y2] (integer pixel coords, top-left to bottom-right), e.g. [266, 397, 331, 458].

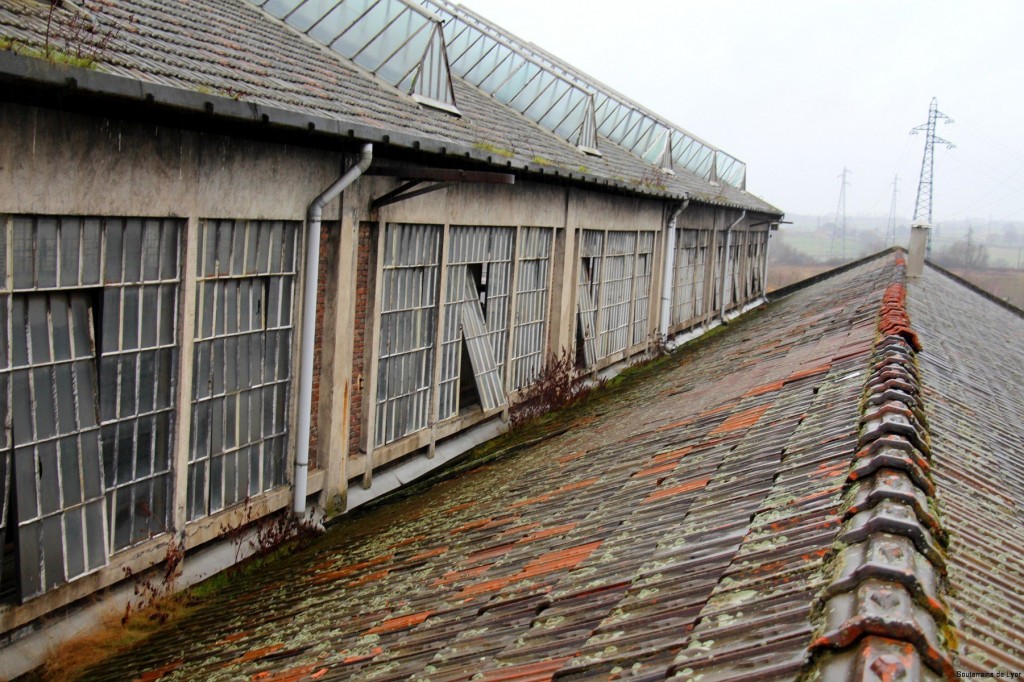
[458, 0, 1024, 225]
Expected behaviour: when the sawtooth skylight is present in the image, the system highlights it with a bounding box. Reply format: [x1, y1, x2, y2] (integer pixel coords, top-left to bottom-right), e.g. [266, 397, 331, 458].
[426, 1, 747, 188]
[420, 0, 600, 154]
[253, 0, 459, 113]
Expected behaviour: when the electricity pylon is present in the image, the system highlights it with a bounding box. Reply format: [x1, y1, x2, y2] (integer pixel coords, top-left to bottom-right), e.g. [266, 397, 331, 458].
[911, 98, 954, 257]
[829, 167, 851, 262]
[886, 175, 899, 247]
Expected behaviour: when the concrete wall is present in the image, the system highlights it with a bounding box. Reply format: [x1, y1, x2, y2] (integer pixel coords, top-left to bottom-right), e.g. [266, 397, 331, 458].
[0, 103, 343, 220]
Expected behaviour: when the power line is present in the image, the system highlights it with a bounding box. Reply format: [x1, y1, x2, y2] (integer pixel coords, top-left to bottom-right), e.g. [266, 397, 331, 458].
[911, 97, 954, 257]
[829, 167, 851, 261]
[886, 174, 899, 247]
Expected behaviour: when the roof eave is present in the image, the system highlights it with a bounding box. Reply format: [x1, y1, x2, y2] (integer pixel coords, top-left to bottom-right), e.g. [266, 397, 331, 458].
[0, 52, 782, 215]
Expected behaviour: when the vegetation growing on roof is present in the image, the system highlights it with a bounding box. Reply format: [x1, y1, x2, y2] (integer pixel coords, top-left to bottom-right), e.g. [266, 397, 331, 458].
[2, 0, 129, 70]
[473, 140, 515, 158]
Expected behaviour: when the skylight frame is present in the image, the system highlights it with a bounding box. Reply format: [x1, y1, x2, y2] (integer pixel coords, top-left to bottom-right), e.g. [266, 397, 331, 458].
[251, 0, 460, 114]
[426, 0, 747, 188]
[421, 0, 599, 152]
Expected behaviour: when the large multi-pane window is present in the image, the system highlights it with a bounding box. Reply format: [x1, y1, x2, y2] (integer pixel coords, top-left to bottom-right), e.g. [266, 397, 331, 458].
[728, 232, 745, 308]
[1, 216, 181, 600]
[671, 228, 712, 329]
[631, 232, 655, 346]
[509, 228, 552, 391]
[576, 229, 657, 367]
[375, 224, 441, 447]
[576, 230, 603, 367]
[746, 231, 769, 300]
[188, 220, 299, 520]
[438, 226, 514, 419]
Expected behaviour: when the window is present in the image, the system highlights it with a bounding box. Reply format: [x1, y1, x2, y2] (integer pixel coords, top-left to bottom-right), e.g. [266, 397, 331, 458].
[509, 228, 552, 391]
[1, 215, 181, 600]
[188, 220, 299, 520]
[375, 223, 440, 447]
[438, 226, 514, 419]
[576, 229, 657, 368]
[671, 228, 712, 328]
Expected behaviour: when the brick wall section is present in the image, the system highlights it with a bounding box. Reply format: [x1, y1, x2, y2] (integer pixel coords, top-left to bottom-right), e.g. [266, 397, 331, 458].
[308, 221, 336, 469]
[349, 222, 372, 457]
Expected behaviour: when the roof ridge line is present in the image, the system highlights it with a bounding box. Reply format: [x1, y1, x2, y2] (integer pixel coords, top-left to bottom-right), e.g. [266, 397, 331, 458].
[767, 247, 902, 302]
[802, 253, 959, 681]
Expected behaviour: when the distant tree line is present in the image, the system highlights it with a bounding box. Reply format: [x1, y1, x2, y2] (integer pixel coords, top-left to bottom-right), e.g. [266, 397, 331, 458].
[932, 230, 990, 270]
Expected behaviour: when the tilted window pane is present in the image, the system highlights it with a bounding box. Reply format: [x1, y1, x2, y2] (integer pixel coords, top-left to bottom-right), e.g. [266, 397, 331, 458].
[8, 291, 108, 599]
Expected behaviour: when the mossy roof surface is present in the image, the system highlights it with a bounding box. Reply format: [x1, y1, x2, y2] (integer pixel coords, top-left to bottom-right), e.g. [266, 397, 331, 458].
[84, 255, 913, 681]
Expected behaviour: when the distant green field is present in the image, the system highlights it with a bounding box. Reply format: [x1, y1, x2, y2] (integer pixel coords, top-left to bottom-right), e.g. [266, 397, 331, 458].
[778, 229, 1023, 268]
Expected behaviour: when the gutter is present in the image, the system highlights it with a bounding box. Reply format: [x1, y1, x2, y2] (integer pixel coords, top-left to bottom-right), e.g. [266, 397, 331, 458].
[659, 199, 689, 338]
[717, 210, 746, 323]
[294, 143, 374, 515]
[0, 52, 782, 213]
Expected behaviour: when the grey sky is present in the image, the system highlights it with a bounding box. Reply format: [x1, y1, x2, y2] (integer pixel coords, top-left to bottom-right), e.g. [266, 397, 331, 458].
[459, 0, 1024, 224]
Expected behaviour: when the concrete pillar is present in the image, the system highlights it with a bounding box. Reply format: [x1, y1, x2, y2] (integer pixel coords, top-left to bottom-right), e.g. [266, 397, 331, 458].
[908, 221, 930, 278]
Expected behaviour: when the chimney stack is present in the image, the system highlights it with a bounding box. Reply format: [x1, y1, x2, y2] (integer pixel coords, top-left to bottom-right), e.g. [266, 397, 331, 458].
[908, 221, 930, 278]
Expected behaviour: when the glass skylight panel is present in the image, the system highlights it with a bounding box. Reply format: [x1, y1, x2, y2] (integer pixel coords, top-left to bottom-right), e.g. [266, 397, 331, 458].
[716, 153, 745, 187]
[420, 0, 749, 187]
[423, 0, 597, 151]
[250, 0, 458, 111]
[642, 128, 670, 166]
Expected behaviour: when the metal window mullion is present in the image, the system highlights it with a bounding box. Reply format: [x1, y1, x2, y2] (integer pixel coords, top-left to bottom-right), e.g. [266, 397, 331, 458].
[476, 47, 514, 87]
[593, 231, 607, 361]
[519, 76, 558, 114]
[463, 38, 501, 79]
[327, 0, 384, 45]
[551, 95, 586, 138]
[282, 0, 322, 23]
[503, 226, 521, 394]
[172, 217, 198, 532]
[490, 58, 528, 99]
[535, 81, 573, 124]
[626, 119, 658, 154]
[352, 6, 414, 65]
[448, 26, 487, 69]
[443, 19, 475, 64]
[506, 68, 543, 111]
[430, 225, 450, 450]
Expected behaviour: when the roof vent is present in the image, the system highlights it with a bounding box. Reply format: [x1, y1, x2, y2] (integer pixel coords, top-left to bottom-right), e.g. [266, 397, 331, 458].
[908, 221, 930, 277]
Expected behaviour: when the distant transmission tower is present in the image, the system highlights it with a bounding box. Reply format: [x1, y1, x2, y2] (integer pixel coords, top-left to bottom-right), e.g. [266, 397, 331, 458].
[829, 167, 851, 261]
[886, 175, 899, 247]
[911, 97, 954, 257]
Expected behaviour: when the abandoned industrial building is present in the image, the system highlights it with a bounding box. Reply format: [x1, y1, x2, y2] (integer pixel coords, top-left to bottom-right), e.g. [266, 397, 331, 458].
[5, 1, 1023, 680]
[0, 0, 779, 647]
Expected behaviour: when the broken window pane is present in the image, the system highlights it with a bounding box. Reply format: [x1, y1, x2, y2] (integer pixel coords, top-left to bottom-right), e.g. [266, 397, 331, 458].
[8, 291, 109, 600]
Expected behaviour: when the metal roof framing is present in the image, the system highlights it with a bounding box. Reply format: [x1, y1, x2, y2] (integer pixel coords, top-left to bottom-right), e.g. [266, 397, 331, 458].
[253, 0, 460, 111]
[426, 0, 746, 188]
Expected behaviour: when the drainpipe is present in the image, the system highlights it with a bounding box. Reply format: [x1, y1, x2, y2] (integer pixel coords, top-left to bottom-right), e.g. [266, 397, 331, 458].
[659, 199, 689, 339]
[718, 210, 746, 323]
[294, 143, 373, 515]
[760, 224, 775, 304]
